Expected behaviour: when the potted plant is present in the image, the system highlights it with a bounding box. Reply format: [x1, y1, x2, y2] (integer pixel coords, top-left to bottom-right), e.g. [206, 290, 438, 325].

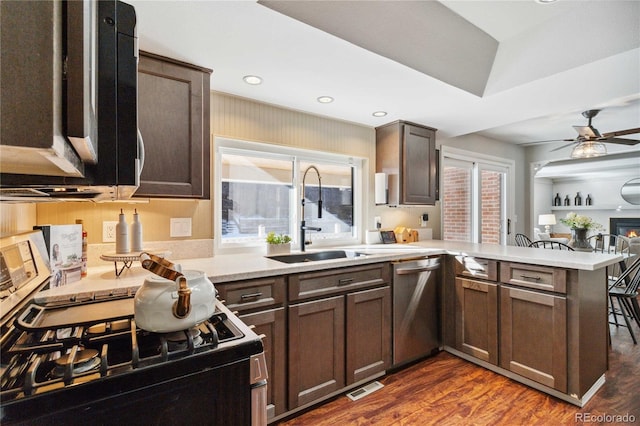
[559, 212, 602, 251]
[266, 231, 292, 255]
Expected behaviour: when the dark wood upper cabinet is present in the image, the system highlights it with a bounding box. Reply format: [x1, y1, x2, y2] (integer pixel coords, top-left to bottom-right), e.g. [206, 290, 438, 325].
[135, 51, 212, 198]
[376, 120, 437, 206]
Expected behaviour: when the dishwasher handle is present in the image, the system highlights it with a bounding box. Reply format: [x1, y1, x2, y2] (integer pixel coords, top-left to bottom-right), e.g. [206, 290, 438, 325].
[395, 264, 440, 275]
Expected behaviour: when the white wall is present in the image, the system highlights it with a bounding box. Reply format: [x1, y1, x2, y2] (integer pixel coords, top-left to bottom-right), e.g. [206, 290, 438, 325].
[437, 133, 527, 237]
[527, 144, 640, 235]
[547, 174, 640, 234]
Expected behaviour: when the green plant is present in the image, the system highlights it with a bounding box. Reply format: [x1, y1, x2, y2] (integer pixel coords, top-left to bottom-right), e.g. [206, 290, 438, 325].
[266, 231, 291, 245]
[559, 212, 602, 230]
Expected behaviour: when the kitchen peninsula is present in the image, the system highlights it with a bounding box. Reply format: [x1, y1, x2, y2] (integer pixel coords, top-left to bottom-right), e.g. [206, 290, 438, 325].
[39, 241, 622, 422]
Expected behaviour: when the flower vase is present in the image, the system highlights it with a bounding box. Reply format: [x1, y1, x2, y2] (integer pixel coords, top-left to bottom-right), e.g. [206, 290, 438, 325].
[267, 243, 291, 256]
[568, 228, 591, 251]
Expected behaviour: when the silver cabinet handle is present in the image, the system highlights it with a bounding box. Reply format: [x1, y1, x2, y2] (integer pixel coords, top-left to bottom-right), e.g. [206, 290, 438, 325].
[338, 278, 354, 286]
[240, 292, 263, 300]
[520, 274, 541, 281]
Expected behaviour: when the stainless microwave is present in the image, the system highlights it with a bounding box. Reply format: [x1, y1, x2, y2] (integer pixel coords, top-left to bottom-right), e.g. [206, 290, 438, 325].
[0, 0, 142, 201]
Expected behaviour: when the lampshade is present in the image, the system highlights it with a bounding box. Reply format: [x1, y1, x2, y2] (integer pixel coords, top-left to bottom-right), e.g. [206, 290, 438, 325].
[539, 214, 556, 226]
[539, 213, 556, 234]
[570, 140, 607, 159]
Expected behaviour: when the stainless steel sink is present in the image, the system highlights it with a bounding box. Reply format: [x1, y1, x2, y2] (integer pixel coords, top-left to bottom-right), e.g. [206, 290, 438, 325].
[266, 250, 362, 264]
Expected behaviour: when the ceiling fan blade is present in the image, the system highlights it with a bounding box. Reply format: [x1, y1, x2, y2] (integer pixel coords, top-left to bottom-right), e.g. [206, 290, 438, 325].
[549, 141, 578, 152]
[603, 137, 640, 146]
[601, 127, 640, 138]
[520, 138, 574, 147]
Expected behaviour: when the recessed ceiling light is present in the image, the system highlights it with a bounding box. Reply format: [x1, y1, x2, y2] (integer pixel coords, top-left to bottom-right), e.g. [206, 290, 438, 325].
[372, 111, 387, 117]
[317, 96, 334, 104]
[535, 0, 557, 4]
[243, 75, 262, 85]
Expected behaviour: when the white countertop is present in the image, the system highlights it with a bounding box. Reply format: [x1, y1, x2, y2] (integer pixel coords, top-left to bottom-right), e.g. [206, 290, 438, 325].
[37, 241, 622, 301]
[409, 240, 624, 271]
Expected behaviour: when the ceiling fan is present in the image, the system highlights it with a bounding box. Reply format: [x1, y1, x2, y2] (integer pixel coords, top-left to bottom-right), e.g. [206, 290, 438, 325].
[530, 109, 640, 158]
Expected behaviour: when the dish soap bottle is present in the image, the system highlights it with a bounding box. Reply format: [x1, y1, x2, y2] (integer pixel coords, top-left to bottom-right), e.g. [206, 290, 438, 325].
[76, 219, 88, 277]
[116, 209, 130, 254]
[131, 209, 143, 252]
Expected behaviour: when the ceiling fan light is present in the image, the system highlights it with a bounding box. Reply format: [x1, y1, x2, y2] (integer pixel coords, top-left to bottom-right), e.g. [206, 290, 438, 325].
[570, 140, 607, 159]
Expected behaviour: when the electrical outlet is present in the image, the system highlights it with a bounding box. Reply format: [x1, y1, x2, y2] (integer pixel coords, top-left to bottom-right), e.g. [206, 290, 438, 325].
[103, 221, 118, 242]
[170, 218, 192, 238]
[374, 216, 381, 229]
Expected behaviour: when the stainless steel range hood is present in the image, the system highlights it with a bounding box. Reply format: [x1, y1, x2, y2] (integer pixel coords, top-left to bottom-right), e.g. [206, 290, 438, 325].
[0, 1, 141, 203]
[0, 185, 138, 203]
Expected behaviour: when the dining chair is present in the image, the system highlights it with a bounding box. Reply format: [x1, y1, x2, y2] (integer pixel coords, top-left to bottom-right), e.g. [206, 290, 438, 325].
[608, 256, 640, 344]
[515, 233, 533, 247]
[589, 234, 630, 281]
[589, 233, 630, 254]
[528, 240, 575, 251]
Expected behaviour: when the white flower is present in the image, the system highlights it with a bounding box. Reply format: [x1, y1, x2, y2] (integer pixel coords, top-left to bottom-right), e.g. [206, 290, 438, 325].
[559, 213, 602, 230]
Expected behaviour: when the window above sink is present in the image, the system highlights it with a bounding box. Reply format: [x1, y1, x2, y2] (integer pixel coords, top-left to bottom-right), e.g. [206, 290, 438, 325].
[214, 138, 364, 253]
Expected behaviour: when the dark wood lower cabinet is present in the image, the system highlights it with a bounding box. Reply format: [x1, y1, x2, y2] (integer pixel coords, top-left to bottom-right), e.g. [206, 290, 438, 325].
[239, 307, 286, 418]
[288, 296, 345, 408]
[499, 285, 567, 392]
[454, 277, 498, 365]
[346, 286, 391, 385]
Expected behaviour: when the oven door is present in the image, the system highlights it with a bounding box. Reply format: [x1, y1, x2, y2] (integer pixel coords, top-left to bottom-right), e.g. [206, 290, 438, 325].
[1, 358, 253, 426]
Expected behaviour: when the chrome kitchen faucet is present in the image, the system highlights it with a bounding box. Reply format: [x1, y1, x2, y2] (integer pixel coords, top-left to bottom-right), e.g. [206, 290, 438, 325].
[300, 165, 322, 252]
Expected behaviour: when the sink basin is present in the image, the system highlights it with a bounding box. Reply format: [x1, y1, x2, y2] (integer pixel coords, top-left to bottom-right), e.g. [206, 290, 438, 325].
[266, 250, 361, 264]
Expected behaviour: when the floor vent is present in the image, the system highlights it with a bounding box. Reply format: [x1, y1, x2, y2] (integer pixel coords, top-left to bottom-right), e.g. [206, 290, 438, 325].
[346, 381, 384, 401]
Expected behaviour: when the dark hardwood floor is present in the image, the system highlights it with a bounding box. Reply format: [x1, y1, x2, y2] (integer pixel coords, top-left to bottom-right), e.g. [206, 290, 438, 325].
[278, 322, 640, 425]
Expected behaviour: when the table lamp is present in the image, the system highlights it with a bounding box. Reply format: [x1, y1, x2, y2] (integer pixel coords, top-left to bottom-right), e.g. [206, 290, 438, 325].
[539, 214, 556, 234]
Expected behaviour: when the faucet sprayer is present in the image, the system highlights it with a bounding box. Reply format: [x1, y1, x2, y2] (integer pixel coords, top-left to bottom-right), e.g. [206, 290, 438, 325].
[300, 165, 322, 252]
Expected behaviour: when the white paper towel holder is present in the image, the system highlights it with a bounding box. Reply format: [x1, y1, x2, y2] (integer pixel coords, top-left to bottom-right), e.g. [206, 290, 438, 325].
[375, 173, 387, 205]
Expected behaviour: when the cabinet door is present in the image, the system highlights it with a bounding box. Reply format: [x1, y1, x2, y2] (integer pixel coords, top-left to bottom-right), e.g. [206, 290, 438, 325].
[136, 52, 211, 198]
[288, 296, 345, 408]
[500, 285, 567, 392]
[240, 307, 286, 419]
[346, 286, 391, 385]
[455, 277, 498, 364]
[402, 123, 436, 205]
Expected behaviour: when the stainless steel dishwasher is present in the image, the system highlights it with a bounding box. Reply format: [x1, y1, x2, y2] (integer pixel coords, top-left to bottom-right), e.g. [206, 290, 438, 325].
[392, 256, 440, 367]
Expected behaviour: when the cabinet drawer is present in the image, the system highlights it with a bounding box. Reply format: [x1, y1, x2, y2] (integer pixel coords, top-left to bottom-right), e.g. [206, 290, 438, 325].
[500, 262, 566, 294]
[454, 256, 498, 281]
[217, 277, 285, 312]
[289, 263, 391, 301]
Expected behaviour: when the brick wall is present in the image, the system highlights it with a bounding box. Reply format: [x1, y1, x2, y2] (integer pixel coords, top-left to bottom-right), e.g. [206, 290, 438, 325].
[481, 170, 501, 244]
[442, 167, 502, 244]
[443, 167, 471, 241]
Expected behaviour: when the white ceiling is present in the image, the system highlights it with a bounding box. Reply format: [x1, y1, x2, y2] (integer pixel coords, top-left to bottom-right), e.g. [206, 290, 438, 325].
[127, 0, 640, 155]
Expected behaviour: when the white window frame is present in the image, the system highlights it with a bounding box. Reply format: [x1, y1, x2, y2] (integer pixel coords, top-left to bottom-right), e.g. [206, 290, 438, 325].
[214, 137, 364, 254]
[441, 146, 515, 245]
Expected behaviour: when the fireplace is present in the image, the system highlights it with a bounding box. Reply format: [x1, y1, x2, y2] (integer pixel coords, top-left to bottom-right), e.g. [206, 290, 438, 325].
[610, 217, 640, 239]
